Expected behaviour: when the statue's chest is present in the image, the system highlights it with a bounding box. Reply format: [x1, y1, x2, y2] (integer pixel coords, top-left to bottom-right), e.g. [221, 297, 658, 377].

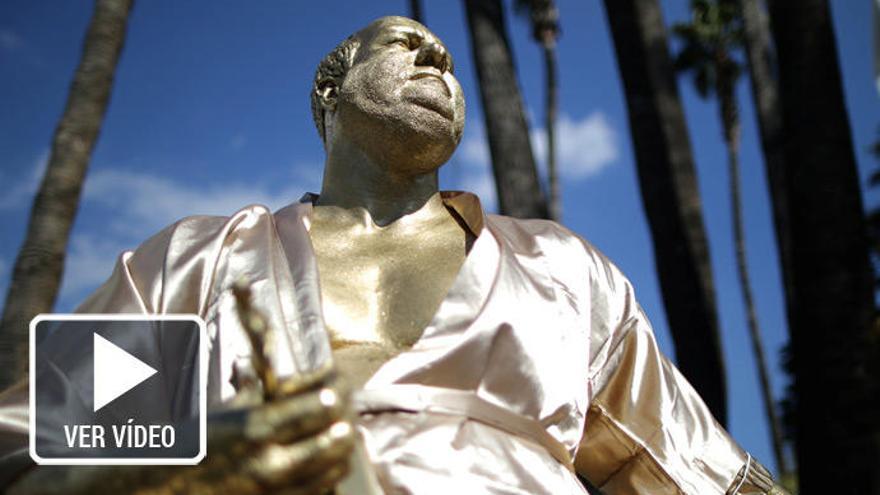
[313, 237, 466, 352]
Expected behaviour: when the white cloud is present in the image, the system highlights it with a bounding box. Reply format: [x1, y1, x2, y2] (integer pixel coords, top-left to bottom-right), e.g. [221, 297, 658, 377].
[0, 153, 320, 306]
[291, 161, 324, 192]
[0, 29, 23, 51]
[459, 166, 497, 212]
[459, 129, 491, 167]
[449, 111, 617, 212]
[50, 166, 317, 305]
[449, 128, 497, 211]
[531, 112, 619, 180]
[0, 151, 318, 226]
[81, 168, 308, 237]
[57, 234, 127, 304]
[0, 151, 48, 210]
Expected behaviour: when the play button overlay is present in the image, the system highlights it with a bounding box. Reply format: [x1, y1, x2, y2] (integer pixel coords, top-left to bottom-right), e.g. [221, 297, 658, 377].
[29, 314, 206, 465]
[93, 333, 158, 413]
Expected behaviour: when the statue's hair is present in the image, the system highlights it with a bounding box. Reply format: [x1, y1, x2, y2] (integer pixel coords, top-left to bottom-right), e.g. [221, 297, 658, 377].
[310, 35, 361, 143]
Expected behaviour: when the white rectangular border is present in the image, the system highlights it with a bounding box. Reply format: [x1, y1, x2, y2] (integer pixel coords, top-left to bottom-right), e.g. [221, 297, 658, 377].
[29, 313, 207, 465]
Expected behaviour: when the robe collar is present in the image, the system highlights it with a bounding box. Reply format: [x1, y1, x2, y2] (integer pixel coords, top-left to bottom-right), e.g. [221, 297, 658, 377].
[296, 191, 486, 238]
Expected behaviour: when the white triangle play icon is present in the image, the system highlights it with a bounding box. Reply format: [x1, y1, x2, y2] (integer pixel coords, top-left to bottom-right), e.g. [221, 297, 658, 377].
[93, 333, 158, 412]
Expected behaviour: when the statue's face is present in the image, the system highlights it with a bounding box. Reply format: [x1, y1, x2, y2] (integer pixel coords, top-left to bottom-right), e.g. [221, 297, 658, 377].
[333, 17, 465, 175]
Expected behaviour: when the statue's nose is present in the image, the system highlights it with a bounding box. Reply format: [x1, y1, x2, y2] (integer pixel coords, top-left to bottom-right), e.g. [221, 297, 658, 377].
[415, 41, 450, 73]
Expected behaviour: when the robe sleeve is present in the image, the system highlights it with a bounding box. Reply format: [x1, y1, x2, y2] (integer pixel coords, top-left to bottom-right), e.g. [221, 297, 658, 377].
[75, 214, 231, 316]
[573, 246, 788, 495]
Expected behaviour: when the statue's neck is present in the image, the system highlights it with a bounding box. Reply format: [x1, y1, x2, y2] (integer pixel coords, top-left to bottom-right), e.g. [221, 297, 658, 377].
[310, 191, 455, 240]
[317, 140, 440, 226]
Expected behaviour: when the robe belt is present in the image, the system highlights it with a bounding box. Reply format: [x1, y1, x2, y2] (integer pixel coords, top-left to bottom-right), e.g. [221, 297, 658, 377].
[353, 384, 575, 472]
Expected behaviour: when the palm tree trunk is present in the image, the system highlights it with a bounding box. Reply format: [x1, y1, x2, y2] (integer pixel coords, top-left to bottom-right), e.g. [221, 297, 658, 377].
[543, 39, 560, 222]
[719, 74, 789, 476]
[767, 0, 879, 491]
[731, 152, 790, 478]
[730, 0, 793, 477]
[409, 0, 424, 25]
[463, 0, 549, 219]
[736, 0, 793, 317]
[0, 0, 134, 389]
[601, 0, 728, 425]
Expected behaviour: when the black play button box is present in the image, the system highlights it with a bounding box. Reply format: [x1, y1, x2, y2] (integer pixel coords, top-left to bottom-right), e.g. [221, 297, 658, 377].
[29, 315, 205, 465]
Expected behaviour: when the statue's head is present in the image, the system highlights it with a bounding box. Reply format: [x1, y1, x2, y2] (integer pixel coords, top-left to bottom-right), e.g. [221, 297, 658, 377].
[310, 16, 465, 175]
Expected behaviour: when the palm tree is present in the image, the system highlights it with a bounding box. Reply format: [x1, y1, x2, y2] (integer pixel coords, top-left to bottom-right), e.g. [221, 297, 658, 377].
[515, 0, 561, 221]
[737, 0, 792, 313]
[601, 0, 728, 425]
[737, 0, 795, 484]
[409, 0, 424, 25]
[672, 0, 788, 476]
[0, 0, 135, 389]
[463, 0, 549, 219]
[766, 0, 879, 491]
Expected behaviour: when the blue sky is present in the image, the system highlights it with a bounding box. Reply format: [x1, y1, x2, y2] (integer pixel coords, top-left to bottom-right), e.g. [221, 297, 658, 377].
[0, 0, 876, 476]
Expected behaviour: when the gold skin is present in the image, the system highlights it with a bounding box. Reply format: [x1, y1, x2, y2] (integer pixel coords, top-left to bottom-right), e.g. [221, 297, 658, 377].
[9, 17, 468, 494]
[311, 196, 470, 388]
[311, 16, 470, 388]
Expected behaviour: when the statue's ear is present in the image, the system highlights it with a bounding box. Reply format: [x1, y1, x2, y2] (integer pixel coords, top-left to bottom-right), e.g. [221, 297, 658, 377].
[316, 77, 339, 112]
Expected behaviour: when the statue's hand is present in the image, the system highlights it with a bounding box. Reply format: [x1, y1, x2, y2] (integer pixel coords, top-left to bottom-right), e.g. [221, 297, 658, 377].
[185, 371, 355, 494]
[8, 372, 354, 495]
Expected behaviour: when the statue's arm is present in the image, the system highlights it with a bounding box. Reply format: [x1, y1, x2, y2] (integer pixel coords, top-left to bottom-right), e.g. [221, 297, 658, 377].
[574, 247, 788, 495]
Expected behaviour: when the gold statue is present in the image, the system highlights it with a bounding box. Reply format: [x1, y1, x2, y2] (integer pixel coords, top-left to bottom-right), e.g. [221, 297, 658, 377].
[308, 17, 468, 389]
[0, 16, 789, 495]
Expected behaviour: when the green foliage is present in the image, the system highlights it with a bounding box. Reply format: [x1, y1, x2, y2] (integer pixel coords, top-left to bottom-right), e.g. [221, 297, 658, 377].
[672, 0, 745, 99]
[512, 0, 559, 43]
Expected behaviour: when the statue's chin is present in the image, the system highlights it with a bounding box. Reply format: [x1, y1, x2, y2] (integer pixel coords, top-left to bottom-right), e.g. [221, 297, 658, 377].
[373, 114, 460, 174]
[380, 137, 456, 176]
[335, 98, 462, 175]
[410, 144, 456, 173]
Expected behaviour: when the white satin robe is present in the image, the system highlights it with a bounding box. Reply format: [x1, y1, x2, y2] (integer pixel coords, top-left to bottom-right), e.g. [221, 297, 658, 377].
[0, 192, 780, 494]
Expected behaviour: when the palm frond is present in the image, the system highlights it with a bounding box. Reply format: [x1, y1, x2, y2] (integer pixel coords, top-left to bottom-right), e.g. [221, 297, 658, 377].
[673, 0, 745, 97]
[513, 0, 559, 42]
[694, 68, 714, 98]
